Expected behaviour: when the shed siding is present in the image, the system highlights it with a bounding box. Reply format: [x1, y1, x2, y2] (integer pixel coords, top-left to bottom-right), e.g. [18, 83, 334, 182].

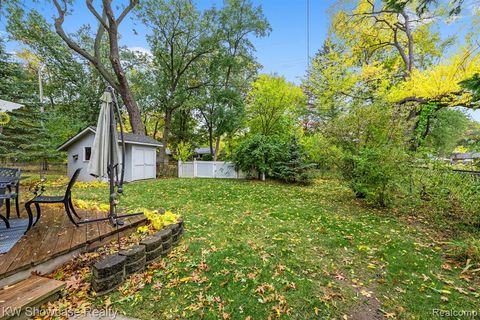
[65, 131, 157, 182]
[67, 133, 96, 182]
[124, 144, 133, 182]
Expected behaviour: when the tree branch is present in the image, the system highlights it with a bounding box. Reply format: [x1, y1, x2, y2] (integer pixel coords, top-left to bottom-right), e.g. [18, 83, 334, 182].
[86, 0, 109, 30]
[52, 0, 118, 88]
[117, 0, 139, 25]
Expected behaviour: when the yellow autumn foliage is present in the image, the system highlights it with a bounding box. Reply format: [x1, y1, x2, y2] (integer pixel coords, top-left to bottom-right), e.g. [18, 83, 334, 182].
[139, 209, 179, 230]
[73, 200, 179, 231]
[389, 50, 480, 106]
[75, 180, 108, 189]
[73, 199, 109, 212]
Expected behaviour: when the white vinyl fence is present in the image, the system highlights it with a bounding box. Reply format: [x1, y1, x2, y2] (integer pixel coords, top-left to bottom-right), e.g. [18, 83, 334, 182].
[178, 160, 246, 179]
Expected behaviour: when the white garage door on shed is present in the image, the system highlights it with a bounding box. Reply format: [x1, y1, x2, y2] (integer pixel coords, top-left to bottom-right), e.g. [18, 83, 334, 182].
[132, 146, 156, 180]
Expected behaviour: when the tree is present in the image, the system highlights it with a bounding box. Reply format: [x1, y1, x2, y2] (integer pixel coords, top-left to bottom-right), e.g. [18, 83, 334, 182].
[0, 39, 35, 105]
[385, 0, 464, 16]
[246, 75, 306, 138]
[4, 0, 146, 134]
[309, 0, 478, 150]
[0, 41, 55, 162]
[0, 106, 56, 162]
[273, 136, 315, 184]
[233, 134, 282, 181]
[6, 9, 107, 126]
[303, 39, 352, 126]
[423, 108, 469, 156]
[197, 0, 270, 159]
[137, 0, 218, 163]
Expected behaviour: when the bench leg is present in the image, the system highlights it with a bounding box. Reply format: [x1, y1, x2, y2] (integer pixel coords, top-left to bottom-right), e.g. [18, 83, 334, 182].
[69, 198, 81, 220]
[5, 198, 10, 220]
[25, 202, 33, 232]
[15, 197, 20, 218]
[0, 214, 9, 228]
[64, 202, 79, 227]
[15, 184, 20, 218]
[33, 203, 41, 226]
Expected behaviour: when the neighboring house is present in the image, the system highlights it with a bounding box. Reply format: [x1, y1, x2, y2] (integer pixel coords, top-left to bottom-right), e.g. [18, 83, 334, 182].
[451, 152, 480, 164]
[57, 126, 162, 182]
[165, 147, 215, 159]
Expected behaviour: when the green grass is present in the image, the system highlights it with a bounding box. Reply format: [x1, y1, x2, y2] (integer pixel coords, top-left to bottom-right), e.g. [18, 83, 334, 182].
[72, 178, 479, 319]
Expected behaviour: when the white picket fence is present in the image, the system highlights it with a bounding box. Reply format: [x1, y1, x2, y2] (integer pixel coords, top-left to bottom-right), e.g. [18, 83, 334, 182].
[178, 160, 245, 179]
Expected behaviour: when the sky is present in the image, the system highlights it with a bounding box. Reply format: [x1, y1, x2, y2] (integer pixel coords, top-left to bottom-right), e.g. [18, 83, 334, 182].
[1, 0, 479, 121]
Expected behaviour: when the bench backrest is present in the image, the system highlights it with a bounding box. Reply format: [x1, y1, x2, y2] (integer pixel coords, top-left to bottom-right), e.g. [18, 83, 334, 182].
[0, 168, 20, 178]
[0, 183, 8, 207]
[65, 168, 82, 198]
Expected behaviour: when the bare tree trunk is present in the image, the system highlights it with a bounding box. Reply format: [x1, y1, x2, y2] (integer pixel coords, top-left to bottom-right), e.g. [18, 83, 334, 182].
[52, 0, 145, 135]
[160, 110, 173, 165]
[153, 119, 160, 139]
[401, 9, 415, 74]
[104, 1, 145, 135]
[208, 125, 214, 157]
[214, 136, 221, 161]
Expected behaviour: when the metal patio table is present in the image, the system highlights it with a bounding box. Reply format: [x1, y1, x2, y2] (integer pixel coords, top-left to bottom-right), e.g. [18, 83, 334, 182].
[0, 182, 13, 229]
[0, 176, 20, 219]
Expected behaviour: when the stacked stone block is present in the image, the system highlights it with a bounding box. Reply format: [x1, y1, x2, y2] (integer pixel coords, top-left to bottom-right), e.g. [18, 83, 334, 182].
[119, 245, 146, 276]
[91, 221, 185, 295]
[170, 218, 184, 246]
[92, 254, 126, 295]
[140, 231, 167, 263]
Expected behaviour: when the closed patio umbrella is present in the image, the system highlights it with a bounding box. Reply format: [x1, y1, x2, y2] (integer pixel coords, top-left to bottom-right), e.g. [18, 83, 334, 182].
[88, 91, 120, 179]
[86, 87, 126, 227]
[0, 100, 24, 132]
[0, 99, 23, 112]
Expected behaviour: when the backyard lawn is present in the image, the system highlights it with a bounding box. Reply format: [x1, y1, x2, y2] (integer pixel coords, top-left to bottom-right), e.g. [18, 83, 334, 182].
[67, 177, 479, 319]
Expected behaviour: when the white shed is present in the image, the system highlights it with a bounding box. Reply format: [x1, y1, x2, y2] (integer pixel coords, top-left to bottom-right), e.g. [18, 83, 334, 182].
[57, 126, 162, 182]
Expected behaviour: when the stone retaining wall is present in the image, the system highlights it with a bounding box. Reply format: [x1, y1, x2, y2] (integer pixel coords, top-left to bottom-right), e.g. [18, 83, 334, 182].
[91, 219, 184, 295]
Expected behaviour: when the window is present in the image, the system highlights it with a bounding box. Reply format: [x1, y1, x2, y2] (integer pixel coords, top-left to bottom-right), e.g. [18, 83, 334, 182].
[84, 147, 92, 161]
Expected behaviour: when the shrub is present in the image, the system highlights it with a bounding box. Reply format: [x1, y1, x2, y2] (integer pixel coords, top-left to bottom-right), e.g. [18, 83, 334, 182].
[409, 165, 480, 225]
[301, 133, 342, 173]
[446, 238, 480, 264]
[173, 141, 193, 161]
[328, 102, 411, 206]
[341, 146, 410, 206]
[233, 134, 283, 180]
[273, 136, 316, 184]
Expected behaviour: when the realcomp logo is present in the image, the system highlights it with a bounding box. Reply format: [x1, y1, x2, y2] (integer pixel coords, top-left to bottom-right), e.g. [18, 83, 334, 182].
[432, 309, 478, 318]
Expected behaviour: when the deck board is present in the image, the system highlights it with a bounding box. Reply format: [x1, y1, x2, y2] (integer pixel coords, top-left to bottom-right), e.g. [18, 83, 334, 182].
[0, 275, 65, 319]
[0, 205, 146, 280]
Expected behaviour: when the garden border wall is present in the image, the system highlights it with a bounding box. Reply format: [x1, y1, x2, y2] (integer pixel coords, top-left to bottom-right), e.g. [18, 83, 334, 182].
[91, 219, 184, 295]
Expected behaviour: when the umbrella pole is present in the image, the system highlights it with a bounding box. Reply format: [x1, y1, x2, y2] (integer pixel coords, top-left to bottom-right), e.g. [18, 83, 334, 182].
[108, 88, 122, 250]
[108, 87, 125, 228]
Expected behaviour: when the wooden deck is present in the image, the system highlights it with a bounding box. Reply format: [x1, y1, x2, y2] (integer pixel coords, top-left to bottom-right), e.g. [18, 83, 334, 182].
[0, 205, 146, 283]
[0, 275, 65, 320]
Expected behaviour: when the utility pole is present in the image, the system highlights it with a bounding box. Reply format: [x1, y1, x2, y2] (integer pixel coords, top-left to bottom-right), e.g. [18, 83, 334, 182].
[307, 0, 310, 70]
[38, 64, 44, 112]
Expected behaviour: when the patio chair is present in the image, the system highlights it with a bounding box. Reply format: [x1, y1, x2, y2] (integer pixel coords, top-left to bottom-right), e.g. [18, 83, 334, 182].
[0, 168, 21, 218]
[25, 168, 82, 230]
[0, 184, 11, 229]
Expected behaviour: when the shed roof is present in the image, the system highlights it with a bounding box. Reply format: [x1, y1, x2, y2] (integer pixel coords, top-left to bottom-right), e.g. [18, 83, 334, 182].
[57, 126, 162, 151]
